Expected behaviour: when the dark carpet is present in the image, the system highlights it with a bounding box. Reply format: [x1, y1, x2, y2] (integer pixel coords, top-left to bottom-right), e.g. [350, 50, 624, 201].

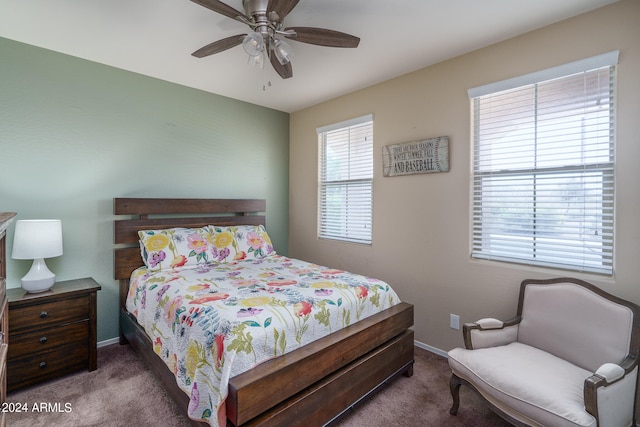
[6, 344, 509, 426]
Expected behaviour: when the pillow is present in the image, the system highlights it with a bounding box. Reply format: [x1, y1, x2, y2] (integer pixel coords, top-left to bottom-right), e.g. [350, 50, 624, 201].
[232, 224, 276, 260]
[202, 225, 237, 263]
[138, 227, 214, 271]
[207, 224, 275, 262]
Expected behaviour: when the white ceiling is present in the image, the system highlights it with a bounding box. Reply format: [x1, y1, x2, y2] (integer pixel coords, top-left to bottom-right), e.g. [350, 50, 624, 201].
[0, 0, 619, 113]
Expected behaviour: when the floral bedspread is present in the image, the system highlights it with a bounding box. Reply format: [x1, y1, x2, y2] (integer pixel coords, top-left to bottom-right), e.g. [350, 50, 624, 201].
[126, 254, 400, 426]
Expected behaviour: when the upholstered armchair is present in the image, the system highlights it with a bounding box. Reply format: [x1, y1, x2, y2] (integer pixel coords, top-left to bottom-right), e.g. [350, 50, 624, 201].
[448, 277, 640, 427]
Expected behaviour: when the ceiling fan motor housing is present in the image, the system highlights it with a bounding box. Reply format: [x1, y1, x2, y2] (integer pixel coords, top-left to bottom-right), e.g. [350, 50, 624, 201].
[243, 0, 278, 47]
[243, 0, 268, 17]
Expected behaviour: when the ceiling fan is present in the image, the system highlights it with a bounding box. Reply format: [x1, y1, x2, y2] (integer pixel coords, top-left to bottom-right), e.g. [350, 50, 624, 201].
[190, 0, 360, 79]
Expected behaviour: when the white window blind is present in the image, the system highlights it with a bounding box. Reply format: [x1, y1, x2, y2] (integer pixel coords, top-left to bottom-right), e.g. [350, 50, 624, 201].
[470, 53, 617, 275]
[317, 115, 373, 244]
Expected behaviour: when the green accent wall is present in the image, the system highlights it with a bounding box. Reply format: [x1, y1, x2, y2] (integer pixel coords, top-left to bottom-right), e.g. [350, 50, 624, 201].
[0, 37, 289, 342]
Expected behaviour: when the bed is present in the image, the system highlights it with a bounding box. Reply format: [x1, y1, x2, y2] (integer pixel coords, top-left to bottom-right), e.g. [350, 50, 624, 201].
[114, 198, 414, 426]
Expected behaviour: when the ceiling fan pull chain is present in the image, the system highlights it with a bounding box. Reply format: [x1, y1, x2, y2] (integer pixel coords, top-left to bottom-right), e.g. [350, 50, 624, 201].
[262, 67, 272, 91]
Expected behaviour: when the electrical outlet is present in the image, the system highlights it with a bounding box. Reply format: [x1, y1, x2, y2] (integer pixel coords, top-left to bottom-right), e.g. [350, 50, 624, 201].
[450, 314, 460, 330]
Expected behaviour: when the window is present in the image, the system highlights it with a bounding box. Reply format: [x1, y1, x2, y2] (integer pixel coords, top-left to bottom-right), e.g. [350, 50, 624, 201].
[470, 52, 618, 275]
[317, 114, 373, 244]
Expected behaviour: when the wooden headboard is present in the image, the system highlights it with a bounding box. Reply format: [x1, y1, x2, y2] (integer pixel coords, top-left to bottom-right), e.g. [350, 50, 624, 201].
[113, 198, 266, 307]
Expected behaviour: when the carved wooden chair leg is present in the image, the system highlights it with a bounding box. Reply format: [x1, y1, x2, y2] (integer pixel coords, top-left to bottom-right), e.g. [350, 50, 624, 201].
[449, 374, 462, 415]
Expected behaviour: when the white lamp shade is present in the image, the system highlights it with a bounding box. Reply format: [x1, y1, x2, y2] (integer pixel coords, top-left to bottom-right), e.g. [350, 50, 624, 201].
[12, 219, 63, 260]
[12, 219, 63, 293]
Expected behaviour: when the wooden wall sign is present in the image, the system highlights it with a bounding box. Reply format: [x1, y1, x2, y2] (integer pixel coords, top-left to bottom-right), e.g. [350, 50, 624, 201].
[382, 136, 449, 177]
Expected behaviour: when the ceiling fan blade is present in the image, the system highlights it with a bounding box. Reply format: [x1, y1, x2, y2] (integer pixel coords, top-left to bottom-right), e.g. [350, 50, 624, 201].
[190, 0, 247, 22]
[192, 34, 246, 58]
[267, 0, 300, 20]
[270, 54, 293, 79]
[284, 27, 360, 48]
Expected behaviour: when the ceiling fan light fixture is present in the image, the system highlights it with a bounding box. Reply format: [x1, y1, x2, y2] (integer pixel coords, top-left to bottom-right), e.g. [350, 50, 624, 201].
[247, 49, 266, 69]
[242, 32, 264, 56]
[273, 39, 294, 65]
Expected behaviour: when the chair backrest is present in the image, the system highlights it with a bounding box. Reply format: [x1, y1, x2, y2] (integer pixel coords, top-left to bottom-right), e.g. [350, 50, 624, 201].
[517, 278, 639, 372]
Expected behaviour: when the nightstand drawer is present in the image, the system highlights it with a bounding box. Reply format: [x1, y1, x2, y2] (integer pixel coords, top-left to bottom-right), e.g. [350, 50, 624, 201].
[7, 343, 89, 390]
[9, 295, 89, 333]
[8, 320, 88, 358]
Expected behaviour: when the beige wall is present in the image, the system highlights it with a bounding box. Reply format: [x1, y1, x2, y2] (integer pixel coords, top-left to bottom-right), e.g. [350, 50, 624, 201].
[289, 0, 640, 353]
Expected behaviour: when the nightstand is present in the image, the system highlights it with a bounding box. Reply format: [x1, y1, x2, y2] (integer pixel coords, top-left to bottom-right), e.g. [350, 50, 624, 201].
[7, 278, 101, 391]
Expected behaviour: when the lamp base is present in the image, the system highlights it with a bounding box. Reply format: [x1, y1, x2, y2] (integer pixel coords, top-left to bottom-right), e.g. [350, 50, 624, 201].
[21, 258, 55, 293]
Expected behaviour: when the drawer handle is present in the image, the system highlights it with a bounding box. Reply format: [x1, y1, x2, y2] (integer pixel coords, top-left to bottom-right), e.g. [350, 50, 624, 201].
[39, 311, 48, 319]
[39, 361, 47, 369]
[39, 336, 48, 344]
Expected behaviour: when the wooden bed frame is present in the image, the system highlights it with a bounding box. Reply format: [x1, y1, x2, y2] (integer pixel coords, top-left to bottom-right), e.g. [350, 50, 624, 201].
[114, 198, 414, 426]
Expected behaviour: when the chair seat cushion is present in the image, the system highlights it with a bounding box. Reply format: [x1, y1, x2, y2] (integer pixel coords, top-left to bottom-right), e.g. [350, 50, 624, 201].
[448, 342, 596, 427]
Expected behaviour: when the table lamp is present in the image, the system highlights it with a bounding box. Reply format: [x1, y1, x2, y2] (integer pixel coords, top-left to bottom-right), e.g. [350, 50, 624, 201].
[12, 219, 63, 293]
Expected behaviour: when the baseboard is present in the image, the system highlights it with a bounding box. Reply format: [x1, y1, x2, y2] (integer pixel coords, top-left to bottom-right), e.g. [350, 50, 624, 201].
[414, 340, 448, 358]
[98, 337, 120, 348]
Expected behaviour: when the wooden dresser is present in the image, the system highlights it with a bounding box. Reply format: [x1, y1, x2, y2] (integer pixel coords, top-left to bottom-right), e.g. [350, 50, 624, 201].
[7, 278, 100, 392]
[0, 213, 16, 427]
